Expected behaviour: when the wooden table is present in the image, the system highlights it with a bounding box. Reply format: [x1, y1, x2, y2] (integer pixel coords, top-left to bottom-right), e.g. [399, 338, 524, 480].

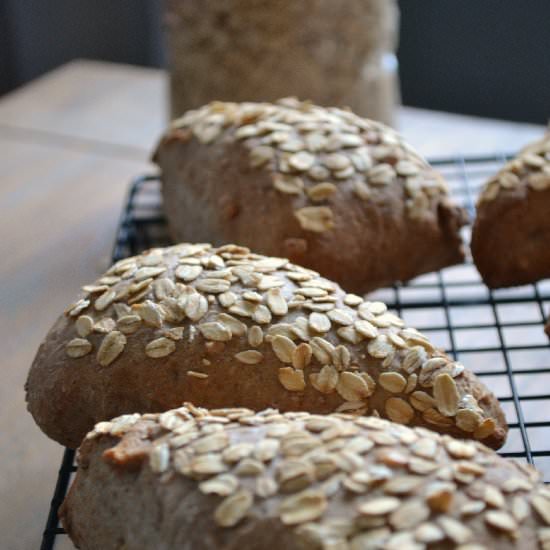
[0, 60, 545, 550]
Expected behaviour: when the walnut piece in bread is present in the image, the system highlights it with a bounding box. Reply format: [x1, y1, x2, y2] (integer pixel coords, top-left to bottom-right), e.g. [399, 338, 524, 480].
[61, 404, 546, 550]
[472, 134, 550, 288]
[25, 243, 506, 449]
[153, 98, 467, 294]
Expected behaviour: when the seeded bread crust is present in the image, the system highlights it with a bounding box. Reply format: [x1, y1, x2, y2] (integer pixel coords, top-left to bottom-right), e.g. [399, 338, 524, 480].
[153, 99, 466, 294]
[60, 405, 547, 550]
[472, 134, 550, 288]
[26, 243, 506, 449]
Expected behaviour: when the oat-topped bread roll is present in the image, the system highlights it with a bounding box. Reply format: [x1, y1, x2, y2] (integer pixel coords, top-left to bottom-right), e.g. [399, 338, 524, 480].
[153, 98, 467, 294]
[26, 243, 506, 449]
[61, 405, 546, 550]
[472, 133, 550, 288]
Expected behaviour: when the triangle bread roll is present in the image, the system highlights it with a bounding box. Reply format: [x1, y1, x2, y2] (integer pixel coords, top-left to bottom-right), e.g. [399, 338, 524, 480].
[26, 243, 506, 449]
[61, 405, 546, 549]
[153, 98, 467, 294]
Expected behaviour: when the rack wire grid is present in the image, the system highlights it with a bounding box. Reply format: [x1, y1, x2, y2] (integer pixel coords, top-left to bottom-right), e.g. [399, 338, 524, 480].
[41, 153, 550, 549]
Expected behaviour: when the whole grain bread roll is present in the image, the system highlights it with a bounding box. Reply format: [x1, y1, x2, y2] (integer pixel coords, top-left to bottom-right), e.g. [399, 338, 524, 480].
[153, 98, 467, 294]
[61, 404, 548, 550]
[26, 243, 506, 449]
[472, 134, 550, 288]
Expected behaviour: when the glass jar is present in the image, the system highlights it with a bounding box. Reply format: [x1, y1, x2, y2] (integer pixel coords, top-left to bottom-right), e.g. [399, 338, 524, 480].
[164, 0, 400, 125]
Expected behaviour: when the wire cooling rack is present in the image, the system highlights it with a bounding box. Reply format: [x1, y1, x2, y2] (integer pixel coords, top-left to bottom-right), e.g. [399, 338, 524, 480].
[41, 154, 550, 549]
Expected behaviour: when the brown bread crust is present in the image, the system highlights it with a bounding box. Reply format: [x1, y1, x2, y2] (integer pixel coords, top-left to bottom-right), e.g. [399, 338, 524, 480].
[472, 134, 550, 288]
[60, 406, 546, 550]
[26, 243, 506, 449]
[154, 99, 466, 294]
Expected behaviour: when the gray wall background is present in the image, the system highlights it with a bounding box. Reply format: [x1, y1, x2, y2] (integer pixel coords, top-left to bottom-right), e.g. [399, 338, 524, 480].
[0, 0, 164, 94]
[398, 0, 550, 124]
[1, 0, 548, 124]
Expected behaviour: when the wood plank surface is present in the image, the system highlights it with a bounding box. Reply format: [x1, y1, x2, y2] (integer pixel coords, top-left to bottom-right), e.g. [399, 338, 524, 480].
[0, 134, 150, 550]
[0, 60, 167, 157]
[398, 108, 545, 158]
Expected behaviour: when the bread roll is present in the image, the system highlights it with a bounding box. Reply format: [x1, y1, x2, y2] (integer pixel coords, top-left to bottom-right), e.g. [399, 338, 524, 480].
[26, 243, 506, 449]
[153, 98, 467, 294]
[61, 404, 548, 550]
[472, 134, 550, 288]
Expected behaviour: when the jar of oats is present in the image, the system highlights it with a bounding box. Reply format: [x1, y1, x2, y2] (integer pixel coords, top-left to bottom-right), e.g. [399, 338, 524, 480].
[164, 0, 400, 125]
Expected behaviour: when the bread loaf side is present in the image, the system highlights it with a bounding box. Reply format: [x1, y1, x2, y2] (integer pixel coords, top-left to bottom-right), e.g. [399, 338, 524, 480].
[154, 99, 466, 294]
[26, 243, 506, 449]
[61, 405, 546, 550]
[472, 134, 550, 288]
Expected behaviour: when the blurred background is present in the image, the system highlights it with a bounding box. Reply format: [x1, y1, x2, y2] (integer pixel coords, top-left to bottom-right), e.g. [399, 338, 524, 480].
[1, 0, 548, 123]
[1, 3, 549, 549]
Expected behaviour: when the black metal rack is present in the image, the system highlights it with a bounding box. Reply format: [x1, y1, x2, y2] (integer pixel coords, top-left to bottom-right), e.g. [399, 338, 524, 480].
[40, 154, 550, 549]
